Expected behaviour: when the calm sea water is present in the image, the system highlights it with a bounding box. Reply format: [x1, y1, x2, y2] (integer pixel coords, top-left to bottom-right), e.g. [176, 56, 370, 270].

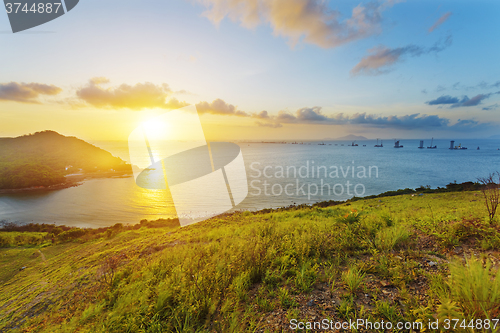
[1, 139, 499, 228]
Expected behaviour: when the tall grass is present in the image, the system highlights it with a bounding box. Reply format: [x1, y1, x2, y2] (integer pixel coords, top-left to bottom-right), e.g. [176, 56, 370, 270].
[341, 265, 365, 294]
[2, 191, 500, 333]
[447, 256, 500, 318]
[374, 225, 411, 251]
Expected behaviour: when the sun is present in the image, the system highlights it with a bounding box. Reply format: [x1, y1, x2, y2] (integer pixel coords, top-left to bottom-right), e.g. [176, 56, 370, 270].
[142, 117, 171, 142]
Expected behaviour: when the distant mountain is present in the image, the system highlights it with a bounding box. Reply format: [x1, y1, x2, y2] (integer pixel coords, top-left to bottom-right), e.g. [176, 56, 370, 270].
[324, 134, 368, 141]
[0, 131, 131, 189]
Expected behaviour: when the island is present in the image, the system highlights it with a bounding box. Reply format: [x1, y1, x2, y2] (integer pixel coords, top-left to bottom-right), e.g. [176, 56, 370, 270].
[0, 130, 132, 192]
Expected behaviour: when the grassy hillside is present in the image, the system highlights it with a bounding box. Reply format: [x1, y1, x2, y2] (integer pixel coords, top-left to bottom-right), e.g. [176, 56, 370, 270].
[1, 191, 499, 332]
[0, 131, 131, 189]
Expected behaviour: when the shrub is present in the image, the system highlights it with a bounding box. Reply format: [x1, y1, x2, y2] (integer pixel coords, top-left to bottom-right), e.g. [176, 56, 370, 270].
[478, 172, 500, 224]
[435, 218, 489, 248]
[338, 209, 361, 224]
[57, 228, 87, 242]
[97, 253, 127, 290]
[0, 235, 11, 247]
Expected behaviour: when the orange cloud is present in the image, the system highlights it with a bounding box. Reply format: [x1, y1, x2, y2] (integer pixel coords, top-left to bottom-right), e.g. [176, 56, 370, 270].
[196, 98, 249, 116]
[76, 78, 187, 110]
[351, 36, 452, 76]
[0, 82, 62, 103]
[428, 12, 452, 33]
[198, 0, 401, 48]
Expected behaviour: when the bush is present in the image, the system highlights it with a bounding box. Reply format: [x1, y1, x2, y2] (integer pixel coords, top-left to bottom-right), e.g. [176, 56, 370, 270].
[0, 235, 11, 247]
[57, 228, 87, 242]
[338, 209, 361, 224]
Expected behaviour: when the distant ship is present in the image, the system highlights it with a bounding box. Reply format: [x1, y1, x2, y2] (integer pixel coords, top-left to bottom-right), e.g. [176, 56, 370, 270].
[418, 140, 424, 149]
[427, 138, 437, 149]
[394, 140, 403, 148]
[318, 142, 326, 145]
[449, 140, 467, 150]
[374, 139, 383, 147]
[349, 141, 359, 146]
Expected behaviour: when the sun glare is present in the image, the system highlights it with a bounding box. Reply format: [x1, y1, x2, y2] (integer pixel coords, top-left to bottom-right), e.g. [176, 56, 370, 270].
[142, 118, 171, 142]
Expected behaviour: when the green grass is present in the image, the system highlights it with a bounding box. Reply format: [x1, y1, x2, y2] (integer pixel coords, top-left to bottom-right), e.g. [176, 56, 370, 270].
[0, 190, 499, 332]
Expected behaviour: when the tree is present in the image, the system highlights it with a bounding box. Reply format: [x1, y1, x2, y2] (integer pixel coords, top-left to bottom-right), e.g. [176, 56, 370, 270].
[477, 172, 500, 224]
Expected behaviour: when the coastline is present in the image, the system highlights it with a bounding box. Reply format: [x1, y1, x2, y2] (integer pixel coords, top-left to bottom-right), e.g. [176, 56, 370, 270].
[0, 171, 133, 195]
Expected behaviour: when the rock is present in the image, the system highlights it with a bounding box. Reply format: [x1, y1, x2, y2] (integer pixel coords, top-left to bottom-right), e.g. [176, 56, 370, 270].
[428, 261, 438, 267]
[19, 266, 27, 271]
[307, 299, 315, 307]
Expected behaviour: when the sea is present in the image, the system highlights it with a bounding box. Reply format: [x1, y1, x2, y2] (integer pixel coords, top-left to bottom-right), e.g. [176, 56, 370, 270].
[1, 139, 500, 228]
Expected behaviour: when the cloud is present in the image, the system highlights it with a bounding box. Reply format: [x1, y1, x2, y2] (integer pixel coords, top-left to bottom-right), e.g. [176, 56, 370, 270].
[76, 78, 186, 110]
[0, 82, 62, 103]
[197, 0, 401, 48]
[428, 12, 452, 33]
[457, 94, 490, 107]
[427, 92, 498, 108]
[426, 80, 500, 94]
[256, 106, 453, 129]
[482, 103, 499, 111]
[351, 35, 452, 76]
[426, 95, 459, 105]
[296, 106, 330, 121]
[475, 81, 500, 90]
[174, 89, 197, 96]
[195, 98, 249, 116]
[436, 85, 446, 92]
[276, 110, 299, 123]
[447, 119, 493, 132]
[253, 105, 494, 132]
[253, 110, 271, 119]
[347, 113, 449, 129]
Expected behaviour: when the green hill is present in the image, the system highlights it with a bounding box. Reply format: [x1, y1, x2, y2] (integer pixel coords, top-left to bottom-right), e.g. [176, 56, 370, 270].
[0, 131, 131, 189]
[0, 191, 499, 332]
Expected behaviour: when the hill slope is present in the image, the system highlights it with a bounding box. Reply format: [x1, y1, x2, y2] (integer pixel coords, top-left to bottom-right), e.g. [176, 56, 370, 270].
[324, 134, 368, 141]
[0, 191, 499, 332]
[0, 131, 131, 189]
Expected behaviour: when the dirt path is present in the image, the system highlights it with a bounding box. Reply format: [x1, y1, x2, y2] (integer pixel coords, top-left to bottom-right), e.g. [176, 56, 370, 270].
[38, 250, 46, 262]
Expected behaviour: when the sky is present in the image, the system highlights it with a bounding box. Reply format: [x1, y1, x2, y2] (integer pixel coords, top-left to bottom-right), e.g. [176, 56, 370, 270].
[0, 0, 499, 141]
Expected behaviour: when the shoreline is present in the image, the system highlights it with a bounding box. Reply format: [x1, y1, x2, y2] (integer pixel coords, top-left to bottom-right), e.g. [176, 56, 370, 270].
[0, 180, 487, 230]
[0, 171, 133, 195]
